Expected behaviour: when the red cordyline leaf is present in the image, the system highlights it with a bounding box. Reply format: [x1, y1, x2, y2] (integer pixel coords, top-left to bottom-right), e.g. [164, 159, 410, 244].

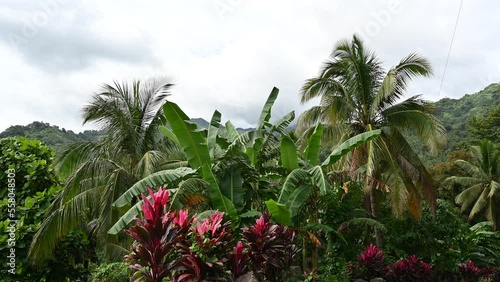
[141, 187, 169, 222]
[388, 255, 431, 281]
[231, 241, 249, 277]
[209, 211, 224, 237]
[359, 244, 384, 264]
[195, 211, 225, 237]
[174, 210, 189, 228]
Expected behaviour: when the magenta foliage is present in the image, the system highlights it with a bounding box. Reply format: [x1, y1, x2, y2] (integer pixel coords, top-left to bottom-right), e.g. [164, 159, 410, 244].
[175, 211, 234, 281]
[124, 187, 192, 282]
[230, 241, 249, 277]
[240, 212, 299, 282]
[387, 255, 432, 282]
[124, 188, 300, 282]
[459, 260, 482, 282]
[349, 244, 386, 280]
[481, 266, 500, 282]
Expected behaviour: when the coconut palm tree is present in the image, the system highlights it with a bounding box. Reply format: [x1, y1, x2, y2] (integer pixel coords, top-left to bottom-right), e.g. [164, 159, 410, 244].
[29, 77, 183, 266]
[297, 35, 446, 246]
[446, 140, 500, 230]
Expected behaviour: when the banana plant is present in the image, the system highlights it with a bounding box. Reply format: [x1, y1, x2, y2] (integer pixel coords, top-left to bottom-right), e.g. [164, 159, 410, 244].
[265, 124, 381, 271]
[109, 87, 294, 234]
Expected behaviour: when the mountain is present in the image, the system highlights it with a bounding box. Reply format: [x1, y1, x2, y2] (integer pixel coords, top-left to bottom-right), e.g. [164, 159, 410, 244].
[413, 83, 500, 164]
[0, 118, 256, 155]
[0, 121, 103, 155]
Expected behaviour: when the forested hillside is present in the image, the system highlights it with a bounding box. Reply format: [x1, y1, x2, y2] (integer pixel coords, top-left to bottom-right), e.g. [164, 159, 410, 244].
[0, 121, 103, 154]
[413, 83, 500, 164]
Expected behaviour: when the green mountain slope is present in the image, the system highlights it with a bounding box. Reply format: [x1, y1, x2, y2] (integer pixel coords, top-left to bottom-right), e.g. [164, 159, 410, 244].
[415, 83, 500, 164]
[0, 121, 103, 155]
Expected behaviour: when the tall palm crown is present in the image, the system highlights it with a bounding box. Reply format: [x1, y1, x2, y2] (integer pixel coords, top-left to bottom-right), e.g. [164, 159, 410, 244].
[447, 140, 500, 230]
[29, 78, 181, 265]
[298, 35, 446, 218]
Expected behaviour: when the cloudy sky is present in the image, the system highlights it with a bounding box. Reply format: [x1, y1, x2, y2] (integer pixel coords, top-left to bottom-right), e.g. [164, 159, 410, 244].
[0, 0, 498, 132]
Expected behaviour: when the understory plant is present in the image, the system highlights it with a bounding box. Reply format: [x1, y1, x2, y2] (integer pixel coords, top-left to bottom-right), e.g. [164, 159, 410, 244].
[387, 255, 432, 282]
[238, 212, 299, 281]
[349, 244, 386, 280]
[124, 187, 299, 281]
[349, 244, 500, 282]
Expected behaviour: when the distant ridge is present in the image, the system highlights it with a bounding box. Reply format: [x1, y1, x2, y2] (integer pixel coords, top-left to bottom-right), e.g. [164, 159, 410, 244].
[0, 118, 256, 155]
[2, 83, 498, 160]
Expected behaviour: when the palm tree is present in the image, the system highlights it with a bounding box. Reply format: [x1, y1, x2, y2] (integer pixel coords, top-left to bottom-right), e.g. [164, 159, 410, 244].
[297, 35, 446, 246]
[29, 77, 182, 266]
[446, 140, 500, 230]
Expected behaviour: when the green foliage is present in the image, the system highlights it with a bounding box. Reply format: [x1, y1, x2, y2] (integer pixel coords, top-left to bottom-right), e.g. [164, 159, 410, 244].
[447, 140, 500, 230]
[428, 150, 472, 203]
[0, 137, 59, 200]
[90, 262, 129, 282]
[462, 222, 500, 267]
[383, 200, 469, 272]
[0, 137, 95, 281]
[468, 105, 500, 144]
[416, 83, 500, 165]
[29, 78, 176, 266]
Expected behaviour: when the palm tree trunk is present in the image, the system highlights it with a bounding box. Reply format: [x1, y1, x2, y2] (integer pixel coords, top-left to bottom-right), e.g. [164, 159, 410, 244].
[491, 197, 499, 231]
[302, 238, 308, 272]
[369, 187, 383, 248]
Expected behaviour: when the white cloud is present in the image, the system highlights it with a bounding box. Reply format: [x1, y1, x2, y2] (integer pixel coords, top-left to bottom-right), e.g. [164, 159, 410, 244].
[1, 0, 499, 132]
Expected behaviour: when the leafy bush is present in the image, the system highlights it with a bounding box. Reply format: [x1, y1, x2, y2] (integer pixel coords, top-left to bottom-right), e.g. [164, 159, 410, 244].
[124, 187, 189, 281]
[459, 260, 482, 282]
[91, 262, 129, 282]
[387, 255, 431, 282]
[239, 212, 299, 282]
[176, 211, 234, 281]
[349, 244, 386, 280]
[0, 137, 95, 281]
[383, 200, 469, 274]
[124, 187, 300, 282]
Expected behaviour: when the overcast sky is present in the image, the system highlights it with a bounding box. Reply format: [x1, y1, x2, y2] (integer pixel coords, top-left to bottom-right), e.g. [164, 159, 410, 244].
[0, 0, 498, 133]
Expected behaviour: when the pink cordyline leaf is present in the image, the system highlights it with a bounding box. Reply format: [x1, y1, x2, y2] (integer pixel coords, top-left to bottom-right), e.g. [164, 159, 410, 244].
[174, 210, 189, 227]
[209, 211, 224, 237]
[141, 187, 169, 222]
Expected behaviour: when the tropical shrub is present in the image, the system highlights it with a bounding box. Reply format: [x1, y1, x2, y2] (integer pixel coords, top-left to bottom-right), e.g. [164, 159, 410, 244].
[90, 262, 129, 282]
[348, 244, 386, 280]
[387, 255, 432, 282]
[176, 211, 234, 281]
[0, 137, 95, 281]
[382, 200, 469, 275]
[239, 212, 299, 281]
[459, 260, 482, 282]
[124, 187, 190, 281]
[124, 187, 300, 281]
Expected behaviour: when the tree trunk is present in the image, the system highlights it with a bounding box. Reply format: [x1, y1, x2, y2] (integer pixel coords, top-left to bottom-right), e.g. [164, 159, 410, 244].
[302, 238, 308, 272]
[369, 187, 382, 248]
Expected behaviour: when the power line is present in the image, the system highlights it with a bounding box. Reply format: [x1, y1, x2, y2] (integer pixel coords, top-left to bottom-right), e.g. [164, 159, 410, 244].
[437, 0, 464, 99]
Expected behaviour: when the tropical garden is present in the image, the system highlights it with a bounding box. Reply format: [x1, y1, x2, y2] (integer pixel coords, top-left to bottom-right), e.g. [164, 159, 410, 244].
[1, 35, 500, 281]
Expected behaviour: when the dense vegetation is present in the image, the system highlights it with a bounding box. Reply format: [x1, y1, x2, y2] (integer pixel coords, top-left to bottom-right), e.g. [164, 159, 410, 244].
[0, 137, 95, 281]
[414, 83, 500, 165]
[1, 35, 499, 281]
[0, 121, 102, 155]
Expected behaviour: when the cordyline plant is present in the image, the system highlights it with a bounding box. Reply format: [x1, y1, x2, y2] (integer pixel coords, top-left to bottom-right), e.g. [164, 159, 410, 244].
[237, 212, 299, 282]
[459, 260, 482, 282]
[481, 266, 500, 282]
[349, 244, 386, 280]
[124, 188, 300, 282]
[176, 211, 234, 281]
[387, 255, 431, 282]
[124, 187, 192, 281]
